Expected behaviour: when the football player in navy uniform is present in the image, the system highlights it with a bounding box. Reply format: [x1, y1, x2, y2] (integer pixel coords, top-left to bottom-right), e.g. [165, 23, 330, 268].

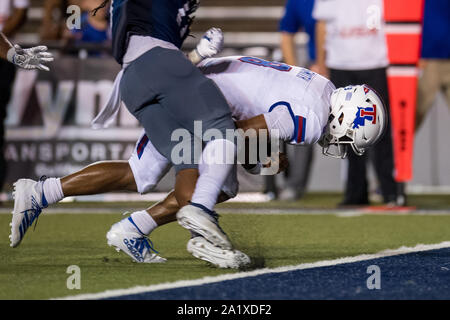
[11, 1, 241, 261]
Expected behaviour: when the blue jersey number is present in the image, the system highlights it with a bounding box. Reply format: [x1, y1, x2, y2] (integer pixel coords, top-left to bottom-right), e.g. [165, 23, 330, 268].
[238, 57, 292, 72]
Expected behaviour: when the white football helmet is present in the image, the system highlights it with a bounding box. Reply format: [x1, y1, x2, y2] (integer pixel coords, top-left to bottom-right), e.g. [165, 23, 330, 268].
[319, 84, 387, 158]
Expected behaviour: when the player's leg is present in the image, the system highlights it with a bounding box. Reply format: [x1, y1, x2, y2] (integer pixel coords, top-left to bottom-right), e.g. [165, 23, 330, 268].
[129, 166, 249, 268]
[61, 161, 136, 196]
[158, 49, 238, 248]
[361, 68, 398, 204]
[416, 60, 441, 131]
[106, 181, 186, 263]
[183, 165, 249, 268]
[176, 144, 237, 251]
[121, 50, 237, 249]
[10, 131, 170, 248]
[443, 60, 450, 110]
[102, 135, 173, 263]
[173, 168, 198, 207]
[106, 157, 248, 267]
[9, 161, 136, 247]
[279, 144, 313, 200]
[329, 69, 369, 205]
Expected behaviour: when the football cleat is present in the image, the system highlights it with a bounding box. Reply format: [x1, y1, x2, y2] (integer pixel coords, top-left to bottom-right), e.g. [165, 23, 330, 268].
[106, 218, 166, 263]
[177, 203, 232, 250]
[10, 178, 48, 248]
[187, 236, 251, 269]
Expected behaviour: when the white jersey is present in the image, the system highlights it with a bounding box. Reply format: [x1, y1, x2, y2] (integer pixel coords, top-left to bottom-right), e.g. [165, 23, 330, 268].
[93, 54, 335, 145]
[313, 0, 388, 70]
[199, 56, 334, 145]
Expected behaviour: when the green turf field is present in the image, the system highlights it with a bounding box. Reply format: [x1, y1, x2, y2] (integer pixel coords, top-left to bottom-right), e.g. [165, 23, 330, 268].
[1, 198, 450, 299]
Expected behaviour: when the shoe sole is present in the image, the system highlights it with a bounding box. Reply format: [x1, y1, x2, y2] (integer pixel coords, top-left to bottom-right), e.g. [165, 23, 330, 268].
[187, 237, 250, 269]
[177, 209, 232, 250]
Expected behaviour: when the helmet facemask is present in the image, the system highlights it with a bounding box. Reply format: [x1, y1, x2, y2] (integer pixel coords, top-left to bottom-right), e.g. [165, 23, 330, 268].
[320, 126, 365, 159]
[320, 85, 385, 159]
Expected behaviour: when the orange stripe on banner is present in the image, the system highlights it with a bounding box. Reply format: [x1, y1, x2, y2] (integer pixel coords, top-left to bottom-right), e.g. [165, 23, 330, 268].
[384, 0, 423, 183]
[386, 33, 421, 64]
[384, 0, 424, 22]
[387, 74, 417, 182]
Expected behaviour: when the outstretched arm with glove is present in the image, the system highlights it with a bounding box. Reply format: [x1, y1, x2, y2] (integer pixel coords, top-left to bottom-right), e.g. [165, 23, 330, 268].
[0, 32, 54, 71]
[188, 27, 224, 65]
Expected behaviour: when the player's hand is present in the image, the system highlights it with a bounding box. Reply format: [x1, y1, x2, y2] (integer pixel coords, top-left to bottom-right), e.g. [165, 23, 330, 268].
[7, 44, 54, 71]
[195, 27, 224, 59]
[310, 63, 329, 78]
[263, 152, 289, 174]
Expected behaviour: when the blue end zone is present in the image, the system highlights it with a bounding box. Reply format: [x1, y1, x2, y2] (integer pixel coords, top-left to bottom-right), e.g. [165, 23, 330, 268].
[107, 248, 450, 300]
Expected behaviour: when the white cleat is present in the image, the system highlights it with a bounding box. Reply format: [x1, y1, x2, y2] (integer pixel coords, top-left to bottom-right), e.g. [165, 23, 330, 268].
[10, 178, 47, 248]
[177, 204, 232, 250]
[106, 219, 166, 264]
[187, 236, 251, 269]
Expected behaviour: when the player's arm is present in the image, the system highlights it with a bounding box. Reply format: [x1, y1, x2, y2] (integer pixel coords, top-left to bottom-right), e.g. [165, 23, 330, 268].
[40, 0, 63, 40]
[0, 34, 11, 60]
[236, 113, 290, 174]
[2, 6, 27, 37]
[315, 20, 328, 77]
[236, 115, 268, 135]
[0, 3, 28, 60]
[280, 32, 299, 66]
[237, 107, 295, 144]
[188, 27, 224, 65]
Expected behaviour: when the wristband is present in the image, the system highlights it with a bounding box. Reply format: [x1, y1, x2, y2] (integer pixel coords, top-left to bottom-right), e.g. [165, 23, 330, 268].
[6, 47, 16, 63]
[243, 162, 262, 175]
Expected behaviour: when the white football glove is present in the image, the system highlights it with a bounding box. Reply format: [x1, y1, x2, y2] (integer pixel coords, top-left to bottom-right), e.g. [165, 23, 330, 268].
[195, 27, 224, 59]
[7, 44, 54, 71]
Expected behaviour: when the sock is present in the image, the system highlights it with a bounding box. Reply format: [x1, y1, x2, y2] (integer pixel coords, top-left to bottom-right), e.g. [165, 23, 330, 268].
[128, 210, 158, 235]
[42, 178, 64, 205]
[191, 139, 236, 211]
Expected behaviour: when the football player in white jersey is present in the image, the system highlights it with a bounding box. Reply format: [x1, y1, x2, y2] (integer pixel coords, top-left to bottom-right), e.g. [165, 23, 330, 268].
[10, 31, 387, 268]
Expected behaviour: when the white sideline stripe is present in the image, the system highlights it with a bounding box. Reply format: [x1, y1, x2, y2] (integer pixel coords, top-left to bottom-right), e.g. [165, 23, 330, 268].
[0, 192, 275, 204]
[28, 7, 285, 20]
[1, 207, 449, 215]
[54, 241, 450, 300]
[195, 7, 284, 19]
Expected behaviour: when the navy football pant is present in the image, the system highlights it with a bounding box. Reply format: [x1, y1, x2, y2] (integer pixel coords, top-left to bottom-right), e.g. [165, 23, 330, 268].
[120, 47, 236, 172]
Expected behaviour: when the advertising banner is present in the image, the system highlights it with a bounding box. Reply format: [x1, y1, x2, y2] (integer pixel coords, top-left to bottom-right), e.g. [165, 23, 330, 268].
[5, 56, 141, 189]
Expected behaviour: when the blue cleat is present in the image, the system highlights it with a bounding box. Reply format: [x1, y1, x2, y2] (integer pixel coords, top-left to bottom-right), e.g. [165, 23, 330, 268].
[10, 178, 48, 248]
[106, 217, 166, 263]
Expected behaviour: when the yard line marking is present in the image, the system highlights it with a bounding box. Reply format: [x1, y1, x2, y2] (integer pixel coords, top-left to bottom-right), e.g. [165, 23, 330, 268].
[1, 208, 449, 215]
[54, 241, 450, 300]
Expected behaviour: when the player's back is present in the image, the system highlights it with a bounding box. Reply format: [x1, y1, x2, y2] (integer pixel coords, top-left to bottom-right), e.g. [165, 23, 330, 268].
[110, 0, 198, 64]
[199, 56, 335, 144]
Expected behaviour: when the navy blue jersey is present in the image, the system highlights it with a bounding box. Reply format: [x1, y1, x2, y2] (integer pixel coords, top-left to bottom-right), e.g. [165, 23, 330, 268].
[111, 0, 199, 64]
[279, 0, 316, 61]
[421, 0, 450, 59]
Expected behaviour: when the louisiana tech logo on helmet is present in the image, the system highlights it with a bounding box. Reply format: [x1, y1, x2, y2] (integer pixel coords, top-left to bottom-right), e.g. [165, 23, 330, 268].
[352, 105, 377, 129]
